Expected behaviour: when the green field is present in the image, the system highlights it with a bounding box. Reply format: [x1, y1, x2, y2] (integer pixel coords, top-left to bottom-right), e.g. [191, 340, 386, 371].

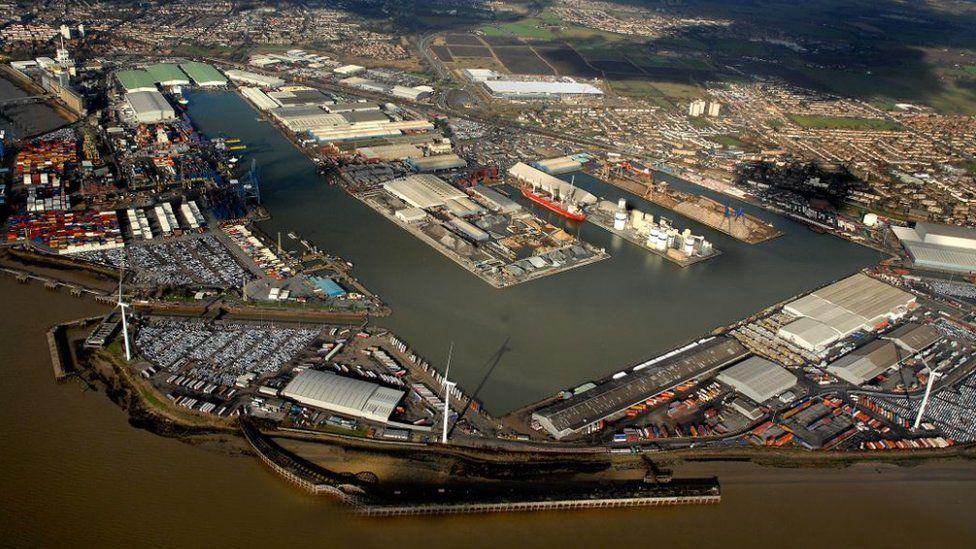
[708, 135, 747, 148]
[787, 114, 902, 131]
[480, 18, 556, 40]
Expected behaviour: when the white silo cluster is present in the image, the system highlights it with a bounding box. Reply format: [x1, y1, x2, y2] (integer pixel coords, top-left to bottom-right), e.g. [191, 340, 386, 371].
[608, 199, 712, 257]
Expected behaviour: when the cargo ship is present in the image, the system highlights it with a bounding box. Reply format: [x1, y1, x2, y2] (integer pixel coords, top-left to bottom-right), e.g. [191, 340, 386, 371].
[521, 184, 587, 222]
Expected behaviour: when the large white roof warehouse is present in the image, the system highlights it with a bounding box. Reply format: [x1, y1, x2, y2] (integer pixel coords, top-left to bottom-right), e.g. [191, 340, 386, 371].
[716, 356, 797, 403]
[484, 80, 603, 98]
[383, 174, 466, 209]
[281, 370, 404, 424]
[892, 222, 976, 274]
[777, 274, 915, 353]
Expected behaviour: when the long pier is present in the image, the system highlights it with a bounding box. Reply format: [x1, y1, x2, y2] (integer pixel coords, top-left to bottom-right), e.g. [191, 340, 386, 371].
[357, 490, 721, 517]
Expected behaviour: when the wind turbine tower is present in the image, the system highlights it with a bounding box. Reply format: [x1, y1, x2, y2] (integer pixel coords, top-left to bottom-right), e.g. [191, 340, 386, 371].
[117, 261, 132, 361]
[442, 342, 455, 444]
[913, 364, 943, 430]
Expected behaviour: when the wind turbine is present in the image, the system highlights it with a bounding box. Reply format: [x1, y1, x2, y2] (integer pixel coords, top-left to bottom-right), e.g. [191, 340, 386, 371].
[913, 361, 943, 430]
[441, 342, 455, 444]
[116, 256, 132, 361]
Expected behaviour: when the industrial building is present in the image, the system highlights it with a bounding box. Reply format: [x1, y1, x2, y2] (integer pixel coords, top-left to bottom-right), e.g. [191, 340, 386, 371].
[469, 185, 521, 214]
[406, 154, 467, 172]
[239, 87, 280, 111]
[125, 90, 176, 123]
[358, 144, 422, 161]
[483, 79, 603, 99]
[777, 274, 915, 353]
[340, 110, 390, 124]
[463, 68, 500, 82]
[533, 337, 749, 439]
[308, 119, 434, 144]
[535, 156, 582, 175]
[178, 62, 227, 87]
[144, 63, 189, 86]
[326, 101, 381, 113]
[383, 174, 467, 209]
[269, 88, 332, 107]
[224, 69, 284, 88]
[270, 106, 346, 132]
[280, 369, 404, 424]
[892, 222, 976, 274]
[715, 356, 797, 403]
[826, 339, 902, 386]
[395, 207, 427, 223]
[116, 69, 157, 92]
[333, 64, 365, 76]
[885, 322, 942, 354]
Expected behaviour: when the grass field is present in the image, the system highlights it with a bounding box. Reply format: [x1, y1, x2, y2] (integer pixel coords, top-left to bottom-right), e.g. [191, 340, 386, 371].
[480, 18, 555, 40]
[787, 114, 902, 131]
[708, 135, 747, 148]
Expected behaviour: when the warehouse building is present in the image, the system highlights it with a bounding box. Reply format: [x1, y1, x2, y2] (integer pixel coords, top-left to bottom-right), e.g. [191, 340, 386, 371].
[390, 85, 432, 101]
[308, 119, 434, 144]
[407, 154, 467, 173]
[333, 64, 365, 76]
[144, 63, 189, 86]
[125, 90, 175, 123]
[383, 174, 466, 209]
[463, 68, 500, 82]
[533, 337, 749, 439]
[325, 101, 381, 113]
[178, 62, 227, 87]
[716, 356, 797, 404]
[484, 79, 603, 99]
[826, 339, 902, 386]
[395, 207, 427, 223]
[892, 222, 976, 274]
[777, 274, 915, 353]
[341, 110, 390, 124]
[470, 185, 521, 214]
[358, 144, 423, 161]
[116, 69, 157, 92]
[239, 87, 279, 111]
[535, 156, 582, 175]
[281, 369, 404, 424]
[885, 322, 942, 354]
[269, 88, 332, 107]
[270, 106, 346, 132]
[224, 69, 284, 88]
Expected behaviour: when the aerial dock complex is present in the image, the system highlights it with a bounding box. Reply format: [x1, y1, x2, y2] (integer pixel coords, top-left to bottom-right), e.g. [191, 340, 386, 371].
[357, 172, 608, 289]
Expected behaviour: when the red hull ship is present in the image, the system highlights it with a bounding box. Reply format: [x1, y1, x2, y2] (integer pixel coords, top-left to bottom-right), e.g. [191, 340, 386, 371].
[521, 185, 587, 222]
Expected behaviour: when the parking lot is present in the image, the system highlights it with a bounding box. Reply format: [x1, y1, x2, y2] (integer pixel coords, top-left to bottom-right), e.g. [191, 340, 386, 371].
[135, 317, 322, 388]
[77, 232, 254, 288]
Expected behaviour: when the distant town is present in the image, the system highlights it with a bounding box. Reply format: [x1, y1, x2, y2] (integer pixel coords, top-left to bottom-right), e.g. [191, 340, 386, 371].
[2, 0, 976, 517]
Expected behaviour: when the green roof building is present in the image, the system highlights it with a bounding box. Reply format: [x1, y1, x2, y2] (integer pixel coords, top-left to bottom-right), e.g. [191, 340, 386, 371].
[145, 63, 190, 86]
[178, 62, 227, 87]
[116, 69, 157, 92]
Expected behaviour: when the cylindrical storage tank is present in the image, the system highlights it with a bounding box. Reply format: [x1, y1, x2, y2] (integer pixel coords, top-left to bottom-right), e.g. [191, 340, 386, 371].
[648, 228, 659, 247]
[614, 211, 627, 231]
[863, 212, 878, 227]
